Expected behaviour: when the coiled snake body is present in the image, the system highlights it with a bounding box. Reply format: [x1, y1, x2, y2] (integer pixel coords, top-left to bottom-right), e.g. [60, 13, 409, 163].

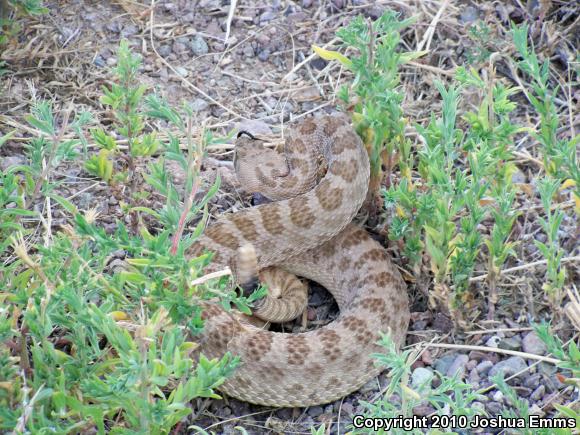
[189, 114, 409, 407]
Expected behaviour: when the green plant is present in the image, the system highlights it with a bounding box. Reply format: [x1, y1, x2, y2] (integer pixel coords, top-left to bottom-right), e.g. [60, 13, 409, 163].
[350, 334, 485, 435]
[535, 177, 567, 303]
[88, 39, 161, 187]
[534, 323, 580, 385]
[0, 49, 247, 434]
[0, 0, 48, 46]
[313, 12, 423, 218]
[511, 24, 580, 212]
[464, 21, 494, 65]
[351, 333, 578, 435]
[384, 71, 521, 321]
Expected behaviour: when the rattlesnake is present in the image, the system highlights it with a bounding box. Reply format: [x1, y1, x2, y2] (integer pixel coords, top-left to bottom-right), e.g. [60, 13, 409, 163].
[189, 114, 409, 407]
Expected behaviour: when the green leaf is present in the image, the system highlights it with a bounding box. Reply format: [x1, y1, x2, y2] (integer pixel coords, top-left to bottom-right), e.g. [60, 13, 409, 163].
[49, 193, 79, 215]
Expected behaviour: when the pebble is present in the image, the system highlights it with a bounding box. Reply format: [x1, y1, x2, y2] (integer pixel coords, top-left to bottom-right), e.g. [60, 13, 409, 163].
[498, 337, 522, 351]
[530, 384, 545, 401]
[0, 156, 26, 170]
[307, 406, 323, 417]
[476, 360, 493, 375]
[522, 332, 547, 355]
[359, 379, 378, 394]
[459, 5, 480, 24]
[446, 354, 469, 378]
[485, 335, 501, 348]
[121, 24, 138, 38]
[485, 401, 503, 415]
[181, 12, 195, 23]
[191, 35, 209, 55]
[492, 390, 504, 402]
[258, 49, 271, 62]
[524, 373, 541, 389]
[190, 98, 209, 112]
[242, 45, 255, 57]
[434, 353, 457, 374]
[93, 55, 106, 68]
[157, 44, 172, 57]
[538, 361, 557, 376]
[411, 367, 434, 389]
[237, 119, 273, 136]
[489, 356, 528, 378]
[175, 66, 189, 77]
[340, 402, 354, 415]
[413, 403, 436, 416]
[259, 10, 277, 24]
[467, 369, 480, 386]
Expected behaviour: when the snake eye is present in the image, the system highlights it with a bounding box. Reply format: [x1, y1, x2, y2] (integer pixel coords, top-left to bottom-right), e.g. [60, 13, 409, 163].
[237, 130, 257, 140]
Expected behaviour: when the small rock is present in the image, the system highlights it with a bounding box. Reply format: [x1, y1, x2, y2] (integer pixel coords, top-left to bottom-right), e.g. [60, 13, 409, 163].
[106, 57, 117, 67]
[530, 385, 545, 401]
[489, 356, 528, 378]
[410, 320, 428, 331]
[175, 66, 189, 77]
[157, 44, 172, 57]
[0, 156, 26, 171]
[524, 374, 541, 389]
[485, 335, 501, 348]
[512, 168, 527, 183]
[498, 337, 522, 351]
[529, 403, 545, 416]
[163, 2, 176, 12]
[181, 12, 195, 23]
[172, 41, 189, 54]
[413, 403, 436, 417]
[468, 369, 480, 386]
[538, 362, 557, 376]
[492, 390, 504, 402]
[302, 0, 313, 7]
[275, 408, 293, 420]
[459, 6, 480, 24]
[106, 21, 121, 33]
[190, 98, 209, 112]
[485, 401, 503, 415]
[331, 0, 346, 9]
[93, 55, 106, 68]
[476, 360, 493, 375]
[259, 10, 277, 24]
[340, 402, 354, 415]
[111, 249, 126, 259]
[359, 379, 378, 394]
[411, 367, 434, 389]
[469, 350, 494, 361]
[242, 45, 255, 57]
[522, 332, 547, 355]
[191, 35, 209, 55]
[108, 258, 127, 274]
[121, 24, 139, 38]
[447, 354, 469, 378]
[310, 57, 327, 70]
[237, 119, 273, 136]
[307, 406, 323, 417]
[434, 353, 457, 374]
[432, 313, 453, 332]
[258, 49, 271, 62]
[77, 192, 94, 210]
